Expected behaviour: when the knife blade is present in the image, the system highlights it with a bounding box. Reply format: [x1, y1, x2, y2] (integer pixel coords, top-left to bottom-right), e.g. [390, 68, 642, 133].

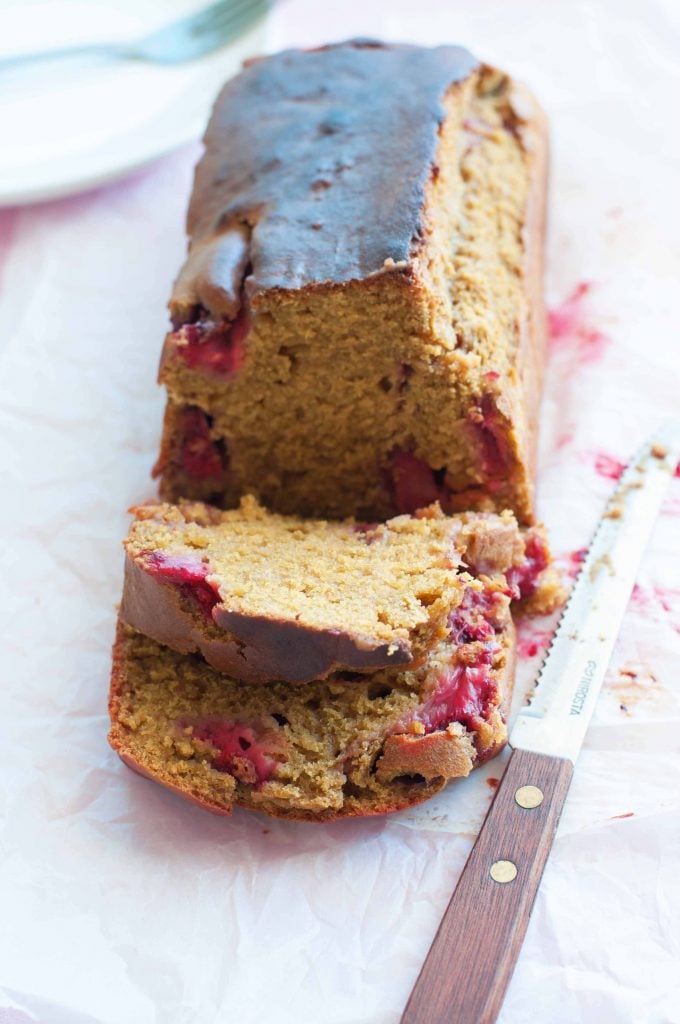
[511, 420, 680, 762]
[401, 423, 680, 1024]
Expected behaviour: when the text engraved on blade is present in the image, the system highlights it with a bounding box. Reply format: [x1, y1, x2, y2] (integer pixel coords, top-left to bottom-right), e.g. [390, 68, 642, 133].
[569, 659, 597, 716]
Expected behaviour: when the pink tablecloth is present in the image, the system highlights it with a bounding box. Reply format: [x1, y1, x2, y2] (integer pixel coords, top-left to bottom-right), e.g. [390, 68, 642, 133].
[1, 1, 679, 1022]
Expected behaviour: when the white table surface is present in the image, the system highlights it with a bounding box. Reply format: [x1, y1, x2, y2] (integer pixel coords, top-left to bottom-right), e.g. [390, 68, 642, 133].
[1, 1, 679, 1022]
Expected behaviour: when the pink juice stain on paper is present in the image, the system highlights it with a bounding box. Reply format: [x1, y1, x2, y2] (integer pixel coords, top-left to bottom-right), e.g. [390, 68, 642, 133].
[630, 584, 680, 634]
[661, 465, 680, 515]
[662, 495, 680, 516]
[548, 282, 611, 365]
[631, 583, 676, 612]
[555, 547, 587, 581]
[516, 626, 553, 660]
[576, 450, 626, 481]
[0, 208, 18, 292]
[630, 583, 652, 613]
[593, 452, 626, 480]
[607, 662, 662, 709]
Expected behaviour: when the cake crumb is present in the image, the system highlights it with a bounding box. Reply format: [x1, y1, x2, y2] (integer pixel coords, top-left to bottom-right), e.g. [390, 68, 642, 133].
[590, 553, 614, 580]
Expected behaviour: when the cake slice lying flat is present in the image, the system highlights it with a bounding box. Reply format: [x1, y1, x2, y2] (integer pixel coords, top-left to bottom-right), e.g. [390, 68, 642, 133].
[121, 496, 556, 685]
[110, 580, 515, 821]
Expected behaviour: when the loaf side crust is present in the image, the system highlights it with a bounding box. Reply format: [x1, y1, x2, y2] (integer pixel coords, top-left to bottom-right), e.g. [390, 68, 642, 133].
[512, 81, 549, 514]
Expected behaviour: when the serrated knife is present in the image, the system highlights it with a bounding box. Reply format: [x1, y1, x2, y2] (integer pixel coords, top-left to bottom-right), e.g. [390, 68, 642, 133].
[401, 422, 680, 1024]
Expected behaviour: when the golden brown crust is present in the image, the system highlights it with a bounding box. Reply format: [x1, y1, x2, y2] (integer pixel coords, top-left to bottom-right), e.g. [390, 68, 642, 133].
[511, 80, 549, 519]
[118, 743, 449, 822]
[376, 726, 476, 782]
[121, 553, 200, 656]
[116, 751, 235, 817]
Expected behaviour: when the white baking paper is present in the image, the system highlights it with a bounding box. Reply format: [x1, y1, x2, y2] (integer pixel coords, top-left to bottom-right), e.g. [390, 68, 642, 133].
[1, 1, 679, 1021]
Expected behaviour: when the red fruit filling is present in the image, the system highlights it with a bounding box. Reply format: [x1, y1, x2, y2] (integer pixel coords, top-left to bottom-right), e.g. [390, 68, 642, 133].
[593, 452, 625, 481]
[505, 531, 549, 600]
[141, 550, 220, 614]
[448, 587, 503, 645]
[547, 281, 591, 340]
[414, 656, 498, 733]
[468, 396, 511, 481]
[179, 407, 227, 481]
[185, 719, 277, 783]
[173, 309, 249, 377]
[547, 283, 610, 364]
[389, 398, 512, 514]
[390, 450, 447, 514]
[398, 585, 503, 736]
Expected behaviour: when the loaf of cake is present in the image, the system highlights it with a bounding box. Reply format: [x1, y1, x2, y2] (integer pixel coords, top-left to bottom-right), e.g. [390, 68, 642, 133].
[121, 496, 554, 685]
[154, 39, 548, 524]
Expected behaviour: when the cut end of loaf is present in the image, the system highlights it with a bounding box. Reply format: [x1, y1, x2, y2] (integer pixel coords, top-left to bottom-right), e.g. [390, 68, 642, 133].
[154, 42, 547, 524]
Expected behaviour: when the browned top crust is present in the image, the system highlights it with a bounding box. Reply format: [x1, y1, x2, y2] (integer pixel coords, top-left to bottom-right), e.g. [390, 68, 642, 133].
[174, 39, 478, 316]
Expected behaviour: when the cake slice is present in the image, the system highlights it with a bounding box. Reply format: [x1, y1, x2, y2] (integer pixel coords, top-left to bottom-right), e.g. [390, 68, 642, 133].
[109, 579, 515, 822]
[121, 496, 556, 685]
[153, 40, 548, 524]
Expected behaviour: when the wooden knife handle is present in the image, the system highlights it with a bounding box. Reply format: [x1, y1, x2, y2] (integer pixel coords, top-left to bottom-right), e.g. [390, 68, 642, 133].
[400, 748, 574, 1024]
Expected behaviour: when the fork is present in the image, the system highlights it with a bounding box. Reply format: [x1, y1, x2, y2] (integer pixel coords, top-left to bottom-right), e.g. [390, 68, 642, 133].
[0, 0, 270, 70]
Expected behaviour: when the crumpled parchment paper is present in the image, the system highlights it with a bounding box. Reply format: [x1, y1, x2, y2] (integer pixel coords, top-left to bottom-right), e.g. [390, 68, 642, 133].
[1, 1, 679, 1021]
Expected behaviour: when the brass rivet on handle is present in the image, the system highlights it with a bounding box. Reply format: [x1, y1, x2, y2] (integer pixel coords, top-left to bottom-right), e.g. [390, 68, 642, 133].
[515, 785, 544, 809]
[490, 859, 517, 884]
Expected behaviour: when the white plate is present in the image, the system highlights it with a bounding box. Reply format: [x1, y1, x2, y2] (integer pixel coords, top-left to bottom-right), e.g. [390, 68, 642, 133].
[0, 0, 273, 206]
